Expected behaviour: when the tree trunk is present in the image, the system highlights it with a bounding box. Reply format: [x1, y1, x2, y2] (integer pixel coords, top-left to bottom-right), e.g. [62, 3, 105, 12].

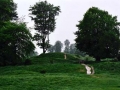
[43, 45, 45, 54]
[42, 38, 46, 54]
[43, 49, 46, 54]
[95, 56, 101, 62]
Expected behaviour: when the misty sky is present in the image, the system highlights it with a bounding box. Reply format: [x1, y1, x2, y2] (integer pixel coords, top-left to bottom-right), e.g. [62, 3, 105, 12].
[13, 0, 120, 53]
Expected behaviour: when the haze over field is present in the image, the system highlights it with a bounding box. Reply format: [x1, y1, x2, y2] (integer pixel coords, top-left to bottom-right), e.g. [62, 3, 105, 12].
[14, 0, 120, 53]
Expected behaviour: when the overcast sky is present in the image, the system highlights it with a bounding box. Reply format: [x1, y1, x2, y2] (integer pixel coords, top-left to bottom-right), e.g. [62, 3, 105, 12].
[14, 0, 120, 53]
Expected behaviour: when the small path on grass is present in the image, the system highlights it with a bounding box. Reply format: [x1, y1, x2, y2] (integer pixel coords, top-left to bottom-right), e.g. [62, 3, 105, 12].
[82, 64, 95, 75]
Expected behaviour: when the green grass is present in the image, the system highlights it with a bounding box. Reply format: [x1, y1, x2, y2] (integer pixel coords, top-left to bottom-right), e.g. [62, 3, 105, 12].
[91, 61, 120, 74]
[0, 73, 120, 90]
[0, 53, 120, 90]
[30, 53, 80, 64]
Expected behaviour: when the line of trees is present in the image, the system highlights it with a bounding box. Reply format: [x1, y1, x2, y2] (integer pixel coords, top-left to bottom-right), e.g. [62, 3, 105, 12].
[0, 0, 61, 66]
[30, 5, 120, 62]
[1, 0, 120, 65]
[47, 39, 83, 55]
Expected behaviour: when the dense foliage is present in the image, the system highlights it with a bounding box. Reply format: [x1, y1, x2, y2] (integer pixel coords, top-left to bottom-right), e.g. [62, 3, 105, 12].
[75, 7, 120, 61]
[0, 22, 35, 65]
[0, 0, 18, 23]
[0, 0, 35, 66]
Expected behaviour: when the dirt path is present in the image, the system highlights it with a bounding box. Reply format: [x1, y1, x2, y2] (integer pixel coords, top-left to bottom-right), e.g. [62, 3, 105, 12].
[82, 64, 95, 75]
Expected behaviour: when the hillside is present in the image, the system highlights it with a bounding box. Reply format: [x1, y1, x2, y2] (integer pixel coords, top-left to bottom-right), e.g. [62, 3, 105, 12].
[0, 53, 120, 90]
[30, 53, 81, 64]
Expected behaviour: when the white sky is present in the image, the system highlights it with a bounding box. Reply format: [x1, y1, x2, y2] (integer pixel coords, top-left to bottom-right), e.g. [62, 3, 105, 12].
[14, 0, 120, 54]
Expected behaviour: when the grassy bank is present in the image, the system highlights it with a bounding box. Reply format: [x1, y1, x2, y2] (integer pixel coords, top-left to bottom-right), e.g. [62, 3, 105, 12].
[0, 53, 120, 90]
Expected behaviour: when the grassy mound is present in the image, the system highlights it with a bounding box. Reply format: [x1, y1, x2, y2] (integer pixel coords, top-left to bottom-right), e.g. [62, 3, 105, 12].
[0, 63, 85, 75]
[30, 53, 80, 64]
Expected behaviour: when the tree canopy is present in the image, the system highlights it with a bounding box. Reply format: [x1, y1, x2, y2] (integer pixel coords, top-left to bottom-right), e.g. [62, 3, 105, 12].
[75, 7, 120, 61]
[0, 0, 18, 23]
[29, 1, 60, 54]
[0, 22, 35, 65]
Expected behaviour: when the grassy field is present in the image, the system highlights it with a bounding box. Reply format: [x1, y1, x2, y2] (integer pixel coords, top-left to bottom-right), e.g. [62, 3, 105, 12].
[0, 53, 120, 90]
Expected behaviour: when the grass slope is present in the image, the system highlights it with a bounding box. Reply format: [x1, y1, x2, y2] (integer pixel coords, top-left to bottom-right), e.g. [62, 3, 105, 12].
[0, 53, 120, 90]
[30, 53, 80, 64]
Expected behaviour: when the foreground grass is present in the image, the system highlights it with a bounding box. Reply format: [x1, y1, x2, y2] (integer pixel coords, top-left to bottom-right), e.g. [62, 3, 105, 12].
[0, 63, 120, 90]
[0, 53, 120, 90]
[0, 73, 120, 90]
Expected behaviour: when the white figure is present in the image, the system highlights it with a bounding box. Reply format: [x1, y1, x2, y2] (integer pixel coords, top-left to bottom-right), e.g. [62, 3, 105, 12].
[85, 65, 91, 75]
[64, 53, 66, 59]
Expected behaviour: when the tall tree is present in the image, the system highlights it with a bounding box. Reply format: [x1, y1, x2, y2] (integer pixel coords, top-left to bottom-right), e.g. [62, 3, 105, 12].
[75, 7, 120, 61]
[0, 22, 35, 65]
[29, 1, 60, 54]
[54, 41, 63, 52]
[0, 0, 19, 65]
[64, 39, 70, 53]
